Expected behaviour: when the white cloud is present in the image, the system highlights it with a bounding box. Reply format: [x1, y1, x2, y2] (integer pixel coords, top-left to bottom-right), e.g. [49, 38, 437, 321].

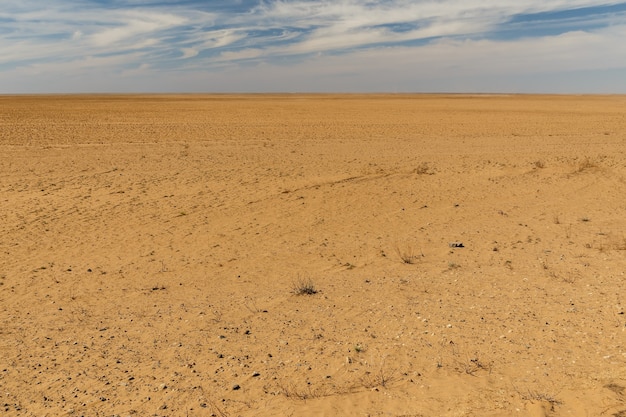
[200, 29, 247, 49]
[162, 23, 626, 93]
[89, 11, 186, 47]
[180, 47, 199, 59]
[222, 0, 626, 61]
[218, 48, 264, 61]
[1, 0, 626, 92]
[15, 53, 143, 76]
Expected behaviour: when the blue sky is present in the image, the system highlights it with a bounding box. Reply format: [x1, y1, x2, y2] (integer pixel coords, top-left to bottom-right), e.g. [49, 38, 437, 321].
[1, 0, 626, 93]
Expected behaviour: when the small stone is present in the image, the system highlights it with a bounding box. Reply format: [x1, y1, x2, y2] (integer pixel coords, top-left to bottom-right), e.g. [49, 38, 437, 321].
[232, 384, 241, 390]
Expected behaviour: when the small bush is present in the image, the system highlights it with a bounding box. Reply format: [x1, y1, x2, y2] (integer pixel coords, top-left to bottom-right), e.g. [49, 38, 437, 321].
[292, 276, 317, 295]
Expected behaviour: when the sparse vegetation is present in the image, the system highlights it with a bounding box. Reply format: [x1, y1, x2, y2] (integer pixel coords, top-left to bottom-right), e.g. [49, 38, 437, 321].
[359, 364, 397, 388]
[605, 383, 625, 396]
[211, 309, 222, 323]
[520, 390, 562, 411]
[576, 157, 597, 172]
[275, 381, 332, 400]
[395, 244, 422, 264]
[244, 298, 265, 313]
[456, 356, 492, 376]
[205, 397, 229, 417]
[448, 261, 460, 270]
[292, 275, 318, 295]
[613, 237, 626, 251]
[414, 162, 432, 175]
[596, 234, 626, 252]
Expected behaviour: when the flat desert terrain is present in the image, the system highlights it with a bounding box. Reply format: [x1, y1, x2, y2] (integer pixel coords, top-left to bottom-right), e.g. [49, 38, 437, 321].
[1, 94, 626, 417]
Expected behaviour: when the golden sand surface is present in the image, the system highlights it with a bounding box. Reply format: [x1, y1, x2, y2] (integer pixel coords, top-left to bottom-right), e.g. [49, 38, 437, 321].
[1, 94, 626, 416]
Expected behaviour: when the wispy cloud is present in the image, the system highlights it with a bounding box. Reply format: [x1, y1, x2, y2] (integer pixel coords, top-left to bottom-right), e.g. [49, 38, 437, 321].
[88, 10, 186, 47]
[1, 0, 625, 92]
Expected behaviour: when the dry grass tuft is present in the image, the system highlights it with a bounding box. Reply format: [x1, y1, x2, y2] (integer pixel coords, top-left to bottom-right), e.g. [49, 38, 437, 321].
[521, 390, 562, 410]
[394, 244, 422, 264]
[359, 361, 397, 389]
[414, 162, 432, 175]
[576, 157, 598, 172]
[292, 275, 318, 295]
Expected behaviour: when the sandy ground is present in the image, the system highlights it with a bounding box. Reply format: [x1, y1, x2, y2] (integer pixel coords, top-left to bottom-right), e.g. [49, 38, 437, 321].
[1, 94, 626, 417]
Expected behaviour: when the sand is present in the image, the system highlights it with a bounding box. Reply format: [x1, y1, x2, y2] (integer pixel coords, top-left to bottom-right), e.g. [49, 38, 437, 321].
[1, 94, 625, 416]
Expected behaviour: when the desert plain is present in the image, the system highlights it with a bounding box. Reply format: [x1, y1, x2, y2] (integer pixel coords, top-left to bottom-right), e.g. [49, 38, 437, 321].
[1, 94, 626, 417]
